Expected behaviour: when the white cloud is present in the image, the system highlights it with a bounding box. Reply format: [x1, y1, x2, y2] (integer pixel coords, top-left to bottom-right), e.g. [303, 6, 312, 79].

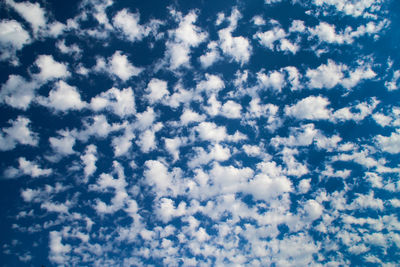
[112, 128, 135, 157]
[306, 60, 344, 89]
[0, 116, 38, 151]
[220, 100, 242, 118]
[218, 9, 252, 65]
[285, 95, 331, 120]
[332, 98, 379, 122]
[146, 78, 169, 104]
[385, 70, 400, 91]
[165, 10, 207, 69]
[257, 70, 286, 92]
[49, 231, 71, 265]
[254, 26, 286, 50]
[196, 74, 225, 94]
[34, 55, 70, 82]
[298, 179, 311, 194]
[165, 137, 185, 162]
[49, 130, 76, 156]
[271, 124, 318, 147]
[188, 144, 231, 168]
[0, 20, 31, 62]
[137, 123, 162, 153]
[39, 81, 86, 112]
[90, 87, 136, 117]
[199, 41, 222, 68]
[4, 157, 52, 179]
[310, 22, 346, 44]
[113, 9, 149, 42]
[6, 0, 47, 35]
[180, 109, 206, 125]
[109, 51, 143, 81]
[372, 113, 392, 127]
[81, 145, 97, 182]
[375, 129, 400, 154]
[0, 75, 37, 110]
[195, 122, 227, 143]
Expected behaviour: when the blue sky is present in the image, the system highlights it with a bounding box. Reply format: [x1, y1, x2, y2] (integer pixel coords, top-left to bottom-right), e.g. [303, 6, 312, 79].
[0, 0, 400, 266]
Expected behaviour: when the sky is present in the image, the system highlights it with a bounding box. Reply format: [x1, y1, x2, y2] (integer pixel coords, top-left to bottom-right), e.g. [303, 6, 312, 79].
[0, 0, 400, 266]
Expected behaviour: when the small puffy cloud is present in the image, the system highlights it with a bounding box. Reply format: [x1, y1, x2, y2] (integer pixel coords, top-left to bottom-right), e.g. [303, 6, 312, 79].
[39, 81, 86, 112]
[285, 95, 331, 120]
[4, 157, 52, 179]
[0, 75, 37, 110]
[385, 70, 400, 91]
[332, 98, 379, 122]
[180, 109, 206, 125]
[252, 15, 266, 26]
[112, 128, 135, 157]
[310, 22, 346, 44]
[90, 87, 136, 117]
[165, 137, 185, 162]
[306, 60, 344, 89]
[146, 78, 169, 104]
[195, 122, 228, 143]
[0, 116, 38, 151]
[49, 130, 76, 156]
[218, 9, 252, 65]
[95, 51, 143, 81]
[33, 55, 70, 82]
[0, 20, 31, 62]
[113, 9, 149, 42]
[6, 0, 47, 35]
[109, 51, 143, 81]
[49, 231, 71, 265]
[375, 129, 400, 154]
[80, 145, 97, 182]
[372, 113, 392, 127]
[257, 70, 286, 92]
[199, 41, 222, 68]
[289, 20, 305, 33]
[254, 26, 286, 50]
[137, 123, 163, 153]
[188, 144, 231, 168]
[220, 100, 242, 118]
[298, 179, 311, 194]
[196, 74, 225, 94]
[271, 123, 318, 147]
[195, 122, 246, 143]
[165, 10, 207, 69]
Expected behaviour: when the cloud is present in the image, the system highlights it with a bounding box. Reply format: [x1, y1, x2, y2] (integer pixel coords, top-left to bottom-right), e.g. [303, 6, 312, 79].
[0, 75, 37, 110]
[375, 129, 400, 154]
[113, 9, 149, 42]
[90, 87, 136, 117]
[0, 20, 31, 62]
[49, 231, 71, 265]
[306, 60, 344, 89]
[199, 41, 222, 68]
[180, 109, 206, 125]
[165, 10, 207, 69]
[145, 78, 169, 104]
[285, 95, 331, 120]
[39, 81, 86, 112]
[218, 9, 252, 64]
[95, 51, 143, 81]
[33, 55, 70, 82]
[0, 116, 38, 151]
[195, 122, 246, 143]
[4, 157, 52, 179]
[80, 145, 97, 182]
[6, 0, 47, 35]
[257, 69, 286, 92]
[49, 130, 76, 156]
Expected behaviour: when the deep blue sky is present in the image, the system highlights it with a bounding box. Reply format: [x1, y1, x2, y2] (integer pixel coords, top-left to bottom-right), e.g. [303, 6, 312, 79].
[0, 0, 399, 266]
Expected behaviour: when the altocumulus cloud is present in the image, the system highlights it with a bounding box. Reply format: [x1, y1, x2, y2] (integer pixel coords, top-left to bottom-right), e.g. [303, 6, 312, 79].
[0, 0, 399, 266]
